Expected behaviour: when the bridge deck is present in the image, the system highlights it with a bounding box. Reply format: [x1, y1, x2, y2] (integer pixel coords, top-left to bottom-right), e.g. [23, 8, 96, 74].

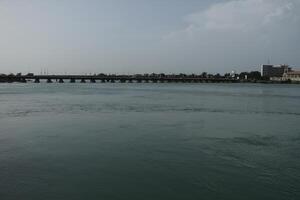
[1, 75, 238, 83]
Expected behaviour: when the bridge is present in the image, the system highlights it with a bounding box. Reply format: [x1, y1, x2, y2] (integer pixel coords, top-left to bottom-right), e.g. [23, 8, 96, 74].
[0, 75, 239, 83]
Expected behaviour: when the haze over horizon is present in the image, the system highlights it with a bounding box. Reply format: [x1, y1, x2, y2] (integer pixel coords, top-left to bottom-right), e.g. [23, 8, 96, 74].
[1, 0, 299, 75]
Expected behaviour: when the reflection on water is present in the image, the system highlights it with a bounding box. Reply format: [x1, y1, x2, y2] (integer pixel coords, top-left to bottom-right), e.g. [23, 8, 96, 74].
[0, 83, 299, 200]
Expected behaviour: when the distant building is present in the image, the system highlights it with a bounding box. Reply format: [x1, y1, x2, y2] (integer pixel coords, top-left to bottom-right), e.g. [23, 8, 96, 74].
[283, 71, 300, 82]
[261, 64, 291, 77]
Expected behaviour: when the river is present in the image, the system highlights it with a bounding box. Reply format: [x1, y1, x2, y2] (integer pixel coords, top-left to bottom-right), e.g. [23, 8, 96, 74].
[0, 83, 299, 199]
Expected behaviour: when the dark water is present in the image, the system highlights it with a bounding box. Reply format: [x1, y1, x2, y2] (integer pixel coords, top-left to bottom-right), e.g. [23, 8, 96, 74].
[0, 83, 299, 200]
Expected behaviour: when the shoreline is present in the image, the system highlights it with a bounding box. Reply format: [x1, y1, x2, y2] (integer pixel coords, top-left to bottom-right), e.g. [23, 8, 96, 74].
[0, 75, 299, 84]
[0, 79, 299, 84]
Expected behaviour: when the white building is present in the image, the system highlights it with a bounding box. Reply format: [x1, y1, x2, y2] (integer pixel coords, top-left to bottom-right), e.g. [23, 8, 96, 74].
[283, 71, 300, 82]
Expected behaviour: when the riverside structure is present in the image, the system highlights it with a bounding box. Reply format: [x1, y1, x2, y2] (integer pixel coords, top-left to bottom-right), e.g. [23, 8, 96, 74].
[0, 74, 239, 83]
[1, 74, 297, 84]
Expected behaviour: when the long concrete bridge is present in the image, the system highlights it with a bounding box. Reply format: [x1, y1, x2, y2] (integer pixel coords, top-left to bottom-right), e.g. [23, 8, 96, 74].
[1, 75, 239, 83]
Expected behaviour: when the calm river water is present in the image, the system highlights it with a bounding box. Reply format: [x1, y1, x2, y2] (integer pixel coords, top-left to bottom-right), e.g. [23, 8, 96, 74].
[0, 83, 299, 200]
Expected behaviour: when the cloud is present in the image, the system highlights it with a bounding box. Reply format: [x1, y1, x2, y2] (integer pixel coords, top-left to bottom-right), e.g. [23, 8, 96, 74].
[167, 0, 299, 37]
[190, 0, 295, 31]
[162, 0, 300, 72]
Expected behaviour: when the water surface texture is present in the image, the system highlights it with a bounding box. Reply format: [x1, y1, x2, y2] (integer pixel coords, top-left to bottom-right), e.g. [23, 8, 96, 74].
[0, 83, 299, 200]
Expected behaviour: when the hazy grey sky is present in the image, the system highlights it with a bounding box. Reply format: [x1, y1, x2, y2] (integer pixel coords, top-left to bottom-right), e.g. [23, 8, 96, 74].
[0, 0, 299, 74]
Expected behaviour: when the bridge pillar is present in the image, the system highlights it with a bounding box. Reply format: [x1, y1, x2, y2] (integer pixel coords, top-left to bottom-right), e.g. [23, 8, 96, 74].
[128, 79, 133, 83]
[120, 79, 126, 83]
[144, 79, 149, 83]
[34, 78, 40, 83]
[152, 79, 157, 83]
[101, 79, 106, 83]
[47, 79, 53, 83]
[90, 79, 96, 83]
[59, 79, 64, 83]
[80, 79, 86, 83]
[20, 78, 27, 83]
[137, 79, 142, 83]
[110, 79, 115, 83]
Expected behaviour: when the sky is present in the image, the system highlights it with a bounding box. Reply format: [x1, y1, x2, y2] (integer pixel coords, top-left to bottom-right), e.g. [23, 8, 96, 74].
[0, 0, 299, 74]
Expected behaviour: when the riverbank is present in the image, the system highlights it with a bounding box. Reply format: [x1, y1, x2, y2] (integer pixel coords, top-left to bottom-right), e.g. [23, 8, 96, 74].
[0, 78, 299, 84]
[1, 74, 299, 84]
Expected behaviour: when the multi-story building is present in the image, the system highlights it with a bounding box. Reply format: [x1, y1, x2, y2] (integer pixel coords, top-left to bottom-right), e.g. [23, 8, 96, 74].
[261, 64, 291, 77]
